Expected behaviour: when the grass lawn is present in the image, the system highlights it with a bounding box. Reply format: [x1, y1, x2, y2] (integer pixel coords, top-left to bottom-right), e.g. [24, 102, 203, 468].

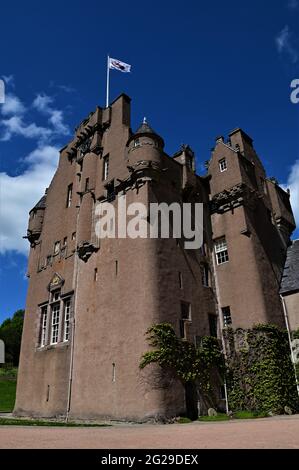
[0, 379, 16, 412]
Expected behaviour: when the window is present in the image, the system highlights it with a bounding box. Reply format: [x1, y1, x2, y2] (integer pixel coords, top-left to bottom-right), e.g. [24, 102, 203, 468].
[201, 264, 209, 287]
[222, 306, 232, 327]
[115, 260, 118, 276]
[51, 303, 60, 344]
[180, 302, 191, 339]
[106, 180, 115, 202]
[66, 183, 73, 208]
[53, 241, 60, 255]
[215, 237, 229, 265]
[85, 177, 89, 192]
[63, 299, 71, 342]
[219, 158, 227, 172]
[178, 272, 183, 289]
[103, 155, 109, 181]
[63, 237, 67, 247]
[72, 232, 76, 241]
[40, 306, 48, 347]
[133, 139, 140, 148]
[208, 314, 218, 337]
[94, 268, 98, 282]
[51, 289, 60, 302]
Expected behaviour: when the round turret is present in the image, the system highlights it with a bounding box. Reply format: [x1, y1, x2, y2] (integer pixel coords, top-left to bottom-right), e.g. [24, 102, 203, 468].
[127, 118, 164, 167]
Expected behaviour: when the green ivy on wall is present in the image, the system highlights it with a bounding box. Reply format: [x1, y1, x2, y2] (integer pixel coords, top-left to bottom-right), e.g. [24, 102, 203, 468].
[224, 324, 299, 414]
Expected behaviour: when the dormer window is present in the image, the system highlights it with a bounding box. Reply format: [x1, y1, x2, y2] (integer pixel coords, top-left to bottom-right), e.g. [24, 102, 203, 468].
[134, 139, 140, 148]
[219, 158, 227, 172]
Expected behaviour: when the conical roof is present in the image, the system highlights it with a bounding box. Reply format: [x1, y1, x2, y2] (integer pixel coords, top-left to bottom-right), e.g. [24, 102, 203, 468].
[128, 117, 164, 147]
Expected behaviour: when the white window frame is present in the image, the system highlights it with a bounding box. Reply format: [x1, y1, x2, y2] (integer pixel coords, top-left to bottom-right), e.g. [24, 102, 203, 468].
[103, 155, 109, 181]
[215, 237, 229, 265]
[40, 306, 48, 347]
[51, 303, 60, 344]
[53, 241, 60, 255]
[63, 298, 71, 342]
[219, 158, 227, 172]
[66, 183, 73, 208]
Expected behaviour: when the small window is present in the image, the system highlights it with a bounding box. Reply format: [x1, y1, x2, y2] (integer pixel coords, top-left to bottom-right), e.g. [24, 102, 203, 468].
[180, 302, 191, 339]
[63, 237, 67, 246]
[63, 299, 71, 342]
[222, 306, 232, 327]
[94, 268, 98, 282]
[72, 232, 76, 241]
[51, 289, 60, 302]
[51, 303, 60, 344]
[178, 272, 183, 289]
[208, 313, 218, 337]
[201, 264, 209, 287]
[134, 139, 140, 148]
[103, 155, 109, 181]
[85, 177, 89, 192]
[40, 306, 48, 347]
[53, 241, 60, 255]
[215, 237, 229, 265]
[219, 158, 227, 172]
[115, 260, 118, 276]
[66, 183, 73, 208]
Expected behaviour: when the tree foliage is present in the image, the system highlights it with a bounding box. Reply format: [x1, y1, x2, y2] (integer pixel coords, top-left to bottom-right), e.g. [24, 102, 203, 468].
[0, 310, 24, 366]
[140, 323, 225, 394]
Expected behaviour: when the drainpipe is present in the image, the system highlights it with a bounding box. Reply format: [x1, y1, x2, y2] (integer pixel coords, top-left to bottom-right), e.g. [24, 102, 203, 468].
[280, 294, 299, 397]
[211, 248, 230, 414]
[66, 231, 81, 422]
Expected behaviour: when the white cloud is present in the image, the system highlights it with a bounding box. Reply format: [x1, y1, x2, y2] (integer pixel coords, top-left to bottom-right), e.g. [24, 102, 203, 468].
[33, 93, 69, 135]
[1, 94, 26, 116]
[0, 115, 52, 142]
[276, 25, 298, 63]
[0, 91, 70, 143]
[0, 146, 59, 255]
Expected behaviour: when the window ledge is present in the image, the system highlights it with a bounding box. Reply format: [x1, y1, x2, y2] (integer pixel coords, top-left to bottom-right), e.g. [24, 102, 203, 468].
[36, 341, 70, 353]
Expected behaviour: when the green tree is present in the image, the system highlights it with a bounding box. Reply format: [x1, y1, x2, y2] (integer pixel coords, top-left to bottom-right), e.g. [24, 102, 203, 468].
[0, 310, 24, 366]
[140, 323, 224, 419]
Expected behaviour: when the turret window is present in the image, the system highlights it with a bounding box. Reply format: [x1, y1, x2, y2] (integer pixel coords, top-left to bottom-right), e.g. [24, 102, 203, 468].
[134, 139, 140, 148]
[215, 237, 229, 265]
[219, 158, 227, 172]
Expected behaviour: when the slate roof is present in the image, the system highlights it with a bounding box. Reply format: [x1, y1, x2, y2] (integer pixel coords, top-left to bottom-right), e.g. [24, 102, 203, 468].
[280, 239, 299, 295]
[135, 119, 156, 135]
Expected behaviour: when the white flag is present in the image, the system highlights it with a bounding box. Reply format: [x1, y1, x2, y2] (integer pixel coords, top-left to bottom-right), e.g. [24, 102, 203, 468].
[109, 57, 131, 73]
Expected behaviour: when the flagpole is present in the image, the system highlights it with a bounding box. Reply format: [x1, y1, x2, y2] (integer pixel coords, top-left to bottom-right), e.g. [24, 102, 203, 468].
[106, 55, 110, 108]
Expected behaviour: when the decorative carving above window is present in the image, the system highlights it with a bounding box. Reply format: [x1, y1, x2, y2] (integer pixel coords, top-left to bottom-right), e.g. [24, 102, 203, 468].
[48, 273, 65, 291]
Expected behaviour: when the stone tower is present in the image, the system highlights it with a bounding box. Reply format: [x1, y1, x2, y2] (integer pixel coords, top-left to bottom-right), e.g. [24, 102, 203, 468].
[14, 95, 295, 421]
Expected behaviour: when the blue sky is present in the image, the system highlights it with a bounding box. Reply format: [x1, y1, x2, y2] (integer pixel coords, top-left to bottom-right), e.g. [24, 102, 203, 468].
[0, 0, 299, 322]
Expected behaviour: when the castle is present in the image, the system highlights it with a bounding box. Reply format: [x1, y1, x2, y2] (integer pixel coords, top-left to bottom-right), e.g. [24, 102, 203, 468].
[14, 94, 296, 420]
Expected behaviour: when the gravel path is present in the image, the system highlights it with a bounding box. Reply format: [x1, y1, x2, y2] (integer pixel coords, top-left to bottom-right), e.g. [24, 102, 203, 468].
[0, 415, 299, 449]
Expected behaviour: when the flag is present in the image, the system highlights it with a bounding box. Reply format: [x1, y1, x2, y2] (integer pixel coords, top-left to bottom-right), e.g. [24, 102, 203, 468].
[109, 57, 131, 73]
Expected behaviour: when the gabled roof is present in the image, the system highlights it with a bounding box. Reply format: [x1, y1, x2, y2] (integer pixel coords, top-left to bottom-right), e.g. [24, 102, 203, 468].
[280, 239, 299, 295]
